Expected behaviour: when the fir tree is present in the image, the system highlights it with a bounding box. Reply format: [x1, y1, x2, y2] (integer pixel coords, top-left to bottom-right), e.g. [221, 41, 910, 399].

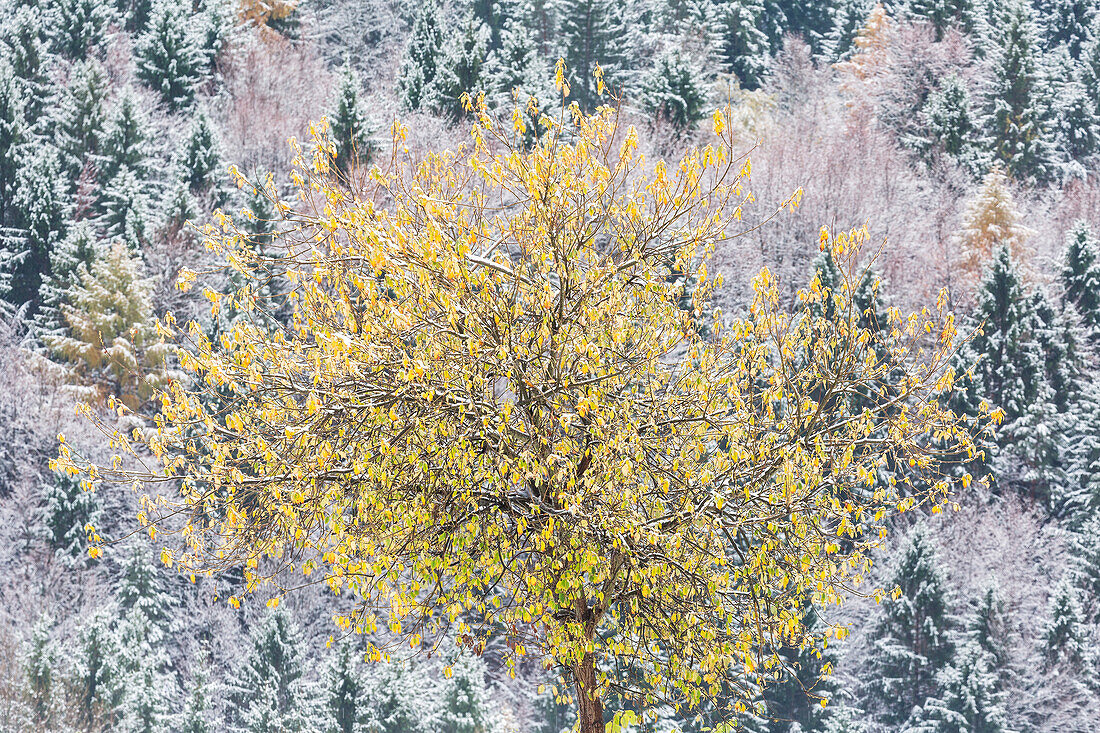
[37, 219, 99, 337]
[908, 0, 974, 41]
[922, 73, 980, 169]
[362, 658, 437, 733]
[329, 63, 372, 173]
[134, 0, 204, 111]
[324, 642, 365, 733]
[983, 0, 1057, 182]
[4, 5, 53, 122]
[920, 640, 1008, 733]
[822, 0, 874, 62]
[57, 59, 110, 183]
[1054, 77, 1099, 167]
[483, 12, 552, 111]
[1037, 0, 1097, 59]
[0, 147, 71, 310]
[72, 607, 123, 730]
[768, 0, 837, 55]
[52, 0, 116, 61]
[117, 0, 155, 33]
[230, 608, 312, 733]
[181, 657, 214, 733]
[116, 542, 173, 628]
[119, 652, 171, 733]
[969, 582, 1009, 671]
[640, 47, 709, 130]
[557, 0, 628, 111]
[23, 614, 58, 728]
[440, 644, 492, 733]
[0, 60, 27, 232]
[865, 530, 954, 726]
[194, 0, 233, 74]
[1044, 572, 1084, 666]
[100, 89, 152, 182]
[1071, 514, 1100, 611]
[397, 0, 445, 112]
[954, 164, 1031, 282]
[719, 0, 770, 90]
[99, 166, 150, 250]
[41, 469, 100, 559]
[434, 15, 491, 121]
[181, 109, 222, 196]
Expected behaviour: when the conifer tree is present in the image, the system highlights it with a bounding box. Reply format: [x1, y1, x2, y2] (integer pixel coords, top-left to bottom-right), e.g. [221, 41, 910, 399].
[100, 89, 152, 182]
[954, 165, 1031, 282]
[41, 469, 100, 558]
[983, 0, 1057, 182]
[36, 220, 99, 338]
[439, 644, 492, 733]
[923, 74, 980, 169]
[230, 608, 312, 733]
[58, 59, 110, 182]
[719, 0, 771, 90]
[434, 15, 491, 121]
[324, 642, 365, 733]
[557, 0, 628, 111]
[1071, 515, 1100, 610]
[920, 641, 1008, 733]
[99, 166, 150, 250]
[194, 0, 233, 75]
[181, 109, 222, 196]
[482, 13, 552, 113]
[329, 63, 371, 172]
[760, 604, 835, 732]
[52, 0, 116, 61]
[1044, 572, 1084, 666]
[72, 607, 123, 730]
[865, 530, 954, 726]
[908, 0, 974, 41]
[362, 659, 437, 733]
[117, 542, 173, 628]
[117, 0, 155, 33]
[23, 614, 59, 728]
[1054, 78, 1099, 167]
[822, 0, 873, 62]
[0, 61, 26, 233]
[181, 657, 214, 733]
[640, 47, 709, 129]
[834, 3, 894, 102]
[4, 5, 52, 122]
[134, 0, 204, 111]
[0, 147, 71, 309]
[1037, 0, 1097, 59]
[397, 0, 445, 112]
[969, 583, 1009, 670]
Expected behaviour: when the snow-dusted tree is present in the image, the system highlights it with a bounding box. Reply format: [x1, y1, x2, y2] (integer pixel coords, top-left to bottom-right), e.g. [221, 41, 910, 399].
[760, 603, 835, 732]
[100, 88, 152, 182]
[482, 13, 552, 113]
[1037, 0, 1097, 59]
[230, 608, 313, 733]
[922, 73, 981, 170]
[1044, 572, 1084, 666]
[4, 5, 53, 121]
[117, 0, 155, 33]
[983, 0, 1056, 182]
[181, 109, 222, 196]
[181, 656, 215, 733]
[1072, 514, 1100, 610]
[57, 59, 110, 182]
[1053, 77, 1099, 169]
[362, 659, 438, 733]
[47, 241, 171, 407]
[119, 652, 172, 733]
[558, 0, 629, 110]
[0, 147, 71, 309]
[968, 583, 1009, 669]
[439, 644, 492, 733]
[640, 46, 709, 130]
[194, 0, 234, 75]
[37, 219, 99, 337]
[397, 0, 445, 112]
[865, 530, 954, 727]
[72, 607, 124, 730]
[908, 0, 974, 41]
[117, 542, 173, 628]
[718, 0, 770, 90]
[99, 166, 151, 250]
[323, 642, 366, 733]
[954, 164, 1031, 282]
[41, 469, 100, 559]
[822, 0, 874, 62]
[919, 640, 1008, 733]
[834, 3, 894, 102]
[52, 0, 116, 61]
[434, 15, 491, 121]
[0, 61, 27, 234]
[329, 63, 372, 173]
[23, 614, 59, 728]
[134, 0, 204, 111]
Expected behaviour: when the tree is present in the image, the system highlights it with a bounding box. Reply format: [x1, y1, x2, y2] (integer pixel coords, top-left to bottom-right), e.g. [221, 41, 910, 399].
[72, 607, 123, 730]
[329, 63, 372, 173]
[230, 608, 312, 733]
[181, 109, 222, 196]
[982, 0, 1057, 182]
[1053, 77, 1099, 168]
[865, 530, 954, 726]
[323, 642, 366, 733]
[1044, 572, 1084, 666]
[439, 644, 492, 733]
[362, 658, 438, 733]
[60, 100, 976, 733]
[908, 0, 974, 41]
[41, 469, 100, 558]
[397, 0, 445, 111]
[719, 0, 771, 90]
[52, 0, 116, 61]
[834, 3, 894, 106]
[639, 47, 709, 130]
[0, 61, 27, 234]
[922, 74, 980, 169]
[99, 166, 151, 250]
[1037, 0, 1097, 59]
[57, 59, 110, 183]
[919, 640, 1008, 733]
[954, 164, 1031, 283]
[557, 0, 628, 110]
[4, 5, 53, 122]
[100, 88, 152, 182]
[482, 13, 552, 113]
[23, 615, 59, 728]
[434, 15, 491, 122]
[822, 0, 874, 62]
[134, 0, 204, 111]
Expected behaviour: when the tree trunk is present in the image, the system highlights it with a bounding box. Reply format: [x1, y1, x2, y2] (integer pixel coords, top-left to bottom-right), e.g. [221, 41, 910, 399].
[574, 650, 605, 733]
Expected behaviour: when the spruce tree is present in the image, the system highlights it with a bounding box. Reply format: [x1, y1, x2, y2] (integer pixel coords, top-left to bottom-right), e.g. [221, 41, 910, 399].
[4, 5, 53, 122]
[134, 0, 204, 111]
[557, 0, 628, 111]
[719, 0, 771, 90]
[99, 165, 150, 250]
[72, 607, 123, 730]
[100, 88, 152, 182]
[640, 47, 709, 129]
[324, 642, 365, 733]
[116, 0, 155, 33]
[865, 530, 954, 726]
[983, 0, 1057, 182]
[922, 74, 980, 170]
[1044, 572, 1084, 666]
[41, 469, 100, 559]
[397, 1, 445, 112]
[969, 583, 1009, 670]
[52, 0, 116, 61]
[1037, 0, 1097, 59]
[1071, 514, 1100, 611]
[362, 658, 437, 733]
[821, 0, 873, 62]
[483, 13, 552, 112]
[0, 60, 27, 233]
[908, 0, 974, 41]
[920, 641, 1008, 733]
[329, 63, 371, 172]
[57, 59, 110, 183]
[1054, 77, 1099, 167]
[181, 109, 222, 196]
[181, 657, 214, 733]
[439, 644, 492, 733]
[37, 219, 99, 338]
[194, 0, 233, 75]
[760, 603, 835, 732]
[230, 608, 312, 733]
[434, 15, 491, 121]
[23, 614, 59, 728]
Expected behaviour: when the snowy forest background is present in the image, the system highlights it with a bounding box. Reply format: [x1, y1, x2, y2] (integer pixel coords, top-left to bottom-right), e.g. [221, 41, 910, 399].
[3, 0, 1100, 731]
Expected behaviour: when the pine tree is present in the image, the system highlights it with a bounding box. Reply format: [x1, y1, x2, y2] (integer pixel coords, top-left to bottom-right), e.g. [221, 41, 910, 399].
[99, 166, 150, 250]
[23, 614, 59, 728]
[72, 607, 123, 730]
[968, 583, 1009, 670]
[41, 469, 100, 558]
[0, 147, 71, 310]
[324, 642, 365, 733]
[1044, 572, 1084, 666]
[119, 652, 171, 733]
[52, 0, 116, 61]
[116, 542, 173, 628]
[908, 0, 974, 41]
[194, 0, 233, 75]
[231, 608, 312, 733]
[117, 0, 155, 33]
[983, 0, 1057, 182]
[439, 644, 492, 733]
[100, 88, 152, 182]
[397, 1, 445, 112]
[719, 0, 771, 90]
[954, 164, 1031, 282]
[57, 59, 110, 183]
[434, 15, 491, 121]
[181, 109, 222, 196]
[1071, 514, 1100, 611]
[865, 530, 954, 726]
[362, 658, 437, 733]
[329, 63, 372, 173]
[557, 0, 628, 111]
[134, 0, 204, 111]
[640, 47, 709, 129]
[760, 603, 835, 732]
[37, 217, 100, 337]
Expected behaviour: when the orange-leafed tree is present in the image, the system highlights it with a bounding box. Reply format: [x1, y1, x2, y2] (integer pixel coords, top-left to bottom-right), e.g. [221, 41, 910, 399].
[56, 72, 978, 732]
